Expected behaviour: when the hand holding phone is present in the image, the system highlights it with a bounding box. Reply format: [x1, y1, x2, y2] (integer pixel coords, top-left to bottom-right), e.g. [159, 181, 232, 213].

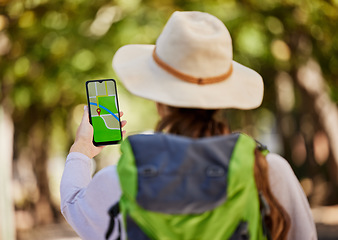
[69, 106, 104, 158]
[86, 79, 123, 146]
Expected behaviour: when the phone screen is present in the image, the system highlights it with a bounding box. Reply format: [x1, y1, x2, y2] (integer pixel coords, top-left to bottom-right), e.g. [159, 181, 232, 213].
[86, 79, 122, 146]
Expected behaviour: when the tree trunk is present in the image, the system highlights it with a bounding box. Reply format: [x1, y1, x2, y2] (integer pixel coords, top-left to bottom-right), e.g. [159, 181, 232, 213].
[0, 106, 16, 240]
[30, 117, 56, 225]
[297, 59, 338, 181]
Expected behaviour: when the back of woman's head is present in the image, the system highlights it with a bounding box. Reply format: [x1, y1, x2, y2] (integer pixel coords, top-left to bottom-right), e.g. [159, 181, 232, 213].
[155, 105, 230, 138]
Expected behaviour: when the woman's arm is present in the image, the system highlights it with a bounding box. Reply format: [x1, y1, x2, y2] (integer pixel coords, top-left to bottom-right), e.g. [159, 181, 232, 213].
[60, 106, 126, 239]
[267, 153, 318, 240]
[60, 152, 122, 239]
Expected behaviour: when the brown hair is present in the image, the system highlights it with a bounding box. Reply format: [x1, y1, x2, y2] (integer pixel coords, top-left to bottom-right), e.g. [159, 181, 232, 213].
[156, 105, 290, 240]
[156, 106, 230, 138]
[254, 149, 291, 239]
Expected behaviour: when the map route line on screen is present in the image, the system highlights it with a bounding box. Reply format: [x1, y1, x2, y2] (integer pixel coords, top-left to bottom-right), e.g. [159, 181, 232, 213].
[100, 115, 119, 130]
[89, 102, 119, 121]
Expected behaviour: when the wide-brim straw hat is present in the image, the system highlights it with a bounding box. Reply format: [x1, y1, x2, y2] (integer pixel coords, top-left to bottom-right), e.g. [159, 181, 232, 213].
[113, 11, 263, 109]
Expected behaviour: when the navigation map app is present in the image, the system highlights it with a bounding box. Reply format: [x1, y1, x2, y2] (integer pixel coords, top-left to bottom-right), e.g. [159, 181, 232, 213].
[86, 80, 122, 144]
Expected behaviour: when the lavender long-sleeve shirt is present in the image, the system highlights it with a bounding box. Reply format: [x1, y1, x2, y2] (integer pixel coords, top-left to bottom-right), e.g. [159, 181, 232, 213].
[60, 152, 317, 240]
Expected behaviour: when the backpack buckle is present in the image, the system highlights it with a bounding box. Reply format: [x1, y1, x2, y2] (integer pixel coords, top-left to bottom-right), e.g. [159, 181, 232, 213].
[139, 166, 158, 177]
[255, 140, 268, 152]
[206, 166, 225, 177]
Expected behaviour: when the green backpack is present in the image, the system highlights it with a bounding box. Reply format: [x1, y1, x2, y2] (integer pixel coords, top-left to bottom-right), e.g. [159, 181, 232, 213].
[106, 132, 270, 240]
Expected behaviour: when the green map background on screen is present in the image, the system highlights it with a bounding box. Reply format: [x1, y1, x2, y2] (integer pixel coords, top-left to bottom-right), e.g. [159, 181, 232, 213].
[87, 80, 122, 143]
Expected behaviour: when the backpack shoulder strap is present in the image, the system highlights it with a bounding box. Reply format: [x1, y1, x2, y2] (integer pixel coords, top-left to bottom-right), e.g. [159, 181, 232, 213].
[105, 202, 121, 240]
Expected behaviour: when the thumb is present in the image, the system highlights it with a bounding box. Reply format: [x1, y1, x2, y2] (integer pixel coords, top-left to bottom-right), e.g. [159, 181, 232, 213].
[82, 105, 90, 122]
[79, 105, 92, 130]
[75, 105, 93, 141]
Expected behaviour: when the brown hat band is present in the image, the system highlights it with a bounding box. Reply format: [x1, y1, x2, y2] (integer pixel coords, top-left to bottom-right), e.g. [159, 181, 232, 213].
[152, 48, 233, 85]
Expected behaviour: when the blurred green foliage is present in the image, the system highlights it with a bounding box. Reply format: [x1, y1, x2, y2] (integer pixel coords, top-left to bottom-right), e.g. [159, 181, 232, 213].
[0, 0, 338, 228]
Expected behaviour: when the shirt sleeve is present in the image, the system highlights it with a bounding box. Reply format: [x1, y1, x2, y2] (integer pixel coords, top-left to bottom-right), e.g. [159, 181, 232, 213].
[60, 152, 122, 240]
[266, 153, 318, 240]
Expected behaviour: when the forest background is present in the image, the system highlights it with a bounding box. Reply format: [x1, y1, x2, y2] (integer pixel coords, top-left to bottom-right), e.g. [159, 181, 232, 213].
[0, 0, 338, 239]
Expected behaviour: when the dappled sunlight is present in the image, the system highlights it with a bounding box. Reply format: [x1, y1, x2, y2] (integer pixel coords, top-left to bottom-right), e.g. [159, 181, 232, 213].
[265, 16, 284, 35]
[313, 131, 330, 166]
[236, 24, 267, 58]
[0, 31, 11, 55]
[291, 134, 307, 167]
[300, 178, 313, 197]
[42, 11, 68, 30]
[275, 72, 295, 113]
[271, 39, 291, 61]
[312, 205, 338, 225]
[89, 5, 123, 37]
[71, 49, 96, 71]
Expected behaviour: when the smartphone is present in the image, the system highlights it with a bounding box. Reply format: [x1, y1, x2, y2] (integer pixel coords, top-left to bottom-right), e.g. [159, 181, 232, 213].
[86, 79, 122, 146]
